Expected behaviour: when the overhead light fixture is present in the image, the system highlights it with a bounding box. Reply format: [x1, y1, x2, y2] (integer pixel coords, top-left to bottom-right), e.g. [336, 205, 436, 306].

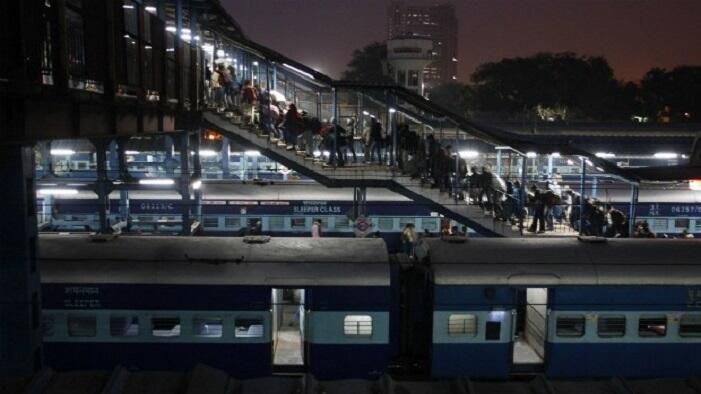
[38, 188, 78, 196]
[165, 26, 177, 33]
[362, 110, 370, 116]
[216, 49, 225, 57]
[199, 149, 217, 157]
[550, 152, 561, 158]
[595, 152, 615, 158]
[526, 152, 537, 158]
[252, 61, 259, 66]
[122, 4, 135, 9]
[653, 152, 678, 159]
[244, 150, 260, 157]
[191, 180, 202, 190]
[50, 149, 75, 155]
[144, 6, 157, 13]
[567, 159, 574, 165]
[202, 44, 214, 53]
[139, 178, 175, 185]
[181, 28, 191, 34]
[389, 108, 397, 113]
[459, 150, 479, 159]
[180, 34, 191, 41]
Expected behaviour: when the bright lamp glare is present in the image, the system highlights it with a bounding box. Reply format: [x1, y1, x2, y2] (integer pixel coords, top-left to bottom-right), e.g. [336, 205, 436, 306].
[653, 152, 678, 159]
[244, 150, 260, 157]
[165, 26, 177, 33]
[144, 6, 157, 13]
[526, 152, 537, 158]
[690, 180, 701, 191]
[550, 152, 561, 158]
[216, 49, 225, 57]
[50, 149, 75, 155]
[313, 150, 321, 158]
[362, 110, 370, 116]
[595, 152, 615, 158]
[139, 179, 175, 186]
[38, 188, 78, 196]
[199, 149, 217, 157]
[459, 150, 479, 159]
[389, 108, 397, 113]
[191, 180, 202, 190]
[125, 150, 139, 155]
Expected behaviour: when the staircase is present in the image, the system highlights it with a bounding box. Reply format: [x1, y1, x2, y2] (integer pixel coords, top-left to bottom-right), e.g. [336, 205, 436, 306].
[203, 111, 521, 237]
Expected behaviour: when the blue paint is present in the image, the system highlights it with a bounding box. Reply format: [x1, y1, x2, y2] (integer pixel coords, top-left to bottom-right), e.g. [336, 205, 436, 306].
[546, 342, 701, 378]
[432, 343, 512, 378]
[307, 286, 391, 311]
[551, 286, 701, 311]
[306, 343, 389, 379]
[43, 342, 272, 377]
[434, 286, 515, 310]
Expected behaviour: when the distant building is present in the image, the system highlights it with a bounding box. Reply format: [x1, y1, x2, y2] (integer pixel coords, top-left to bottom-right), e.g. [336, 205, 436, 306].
[384, 36, 433, 96]
[387, 2, 458, 90]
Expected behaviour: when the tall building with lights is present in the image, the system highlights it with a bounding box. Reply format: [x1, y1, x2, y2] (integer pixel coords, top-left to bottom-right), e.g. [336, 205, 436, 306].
[387, 2, 458, 90]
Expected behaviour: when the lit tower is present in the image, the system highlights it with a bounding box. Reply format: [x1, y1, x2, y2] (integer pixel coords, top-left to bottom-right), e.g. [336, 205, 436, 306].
[384, 36, 433, 96]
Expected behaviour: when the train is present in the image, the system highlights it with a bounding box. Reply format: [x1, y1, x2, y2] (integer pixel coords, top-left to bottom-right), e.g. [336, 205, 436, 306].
[39, 234, 701, 379]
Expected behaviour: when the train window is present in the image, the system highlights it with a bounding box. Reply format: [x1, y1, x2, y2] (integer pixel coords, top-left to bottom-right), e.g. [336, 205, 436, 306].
[110, 316, 139, 337]
[334, 216, 350, 229]
[597, 315, 626, 337]
[314, 217, 330, 229]
[269, 216, 285, 230]
[422, 218, 438, 232]
[485, 321, 501, 341]
[203, 217, 219, 228]
[344, 315, 373, 336]
[448, 314, 478, 336]
[41, 314, 55, 337]
[556, 315, 585, 337]
[398, 218, 415, 227]
[193, 317, 223, 338]
[650, 219, 668, 232]
[67, 315, 97, 337]
[378, 218, 394, 231]
[224, 217, 241, 228]
[679, 315, 701, 337]
[151, 317, 181, 337]
[638, 315, 667, 337]
[290, 217, 307, 229]
[675, 219, 690, 229]
[235, 318, 264, 338]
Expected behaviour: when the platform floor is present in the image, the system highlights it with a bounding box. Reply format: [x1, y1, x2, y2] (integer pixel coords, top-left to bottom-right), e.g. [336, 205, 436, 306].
[273, 329, 303, 366]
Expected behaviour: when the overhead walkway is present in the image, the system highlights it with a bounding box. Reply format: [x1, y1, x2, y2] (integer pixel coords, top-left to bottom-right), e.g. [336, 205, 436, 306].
[203, 111, 520, 237]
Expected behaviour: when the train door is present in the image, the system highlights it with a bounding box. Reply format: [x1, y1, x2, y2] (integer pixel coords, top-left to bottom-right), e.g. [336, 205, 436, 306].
[512, 288, 547, 372]
[271, 288, 305, 372]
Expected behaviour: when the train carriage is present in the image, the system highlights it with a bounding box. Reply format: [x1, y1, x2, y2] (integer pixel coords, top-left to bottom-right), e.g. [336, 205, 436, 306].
[39, 235, 395, 379]
[423, 238, 701, 378]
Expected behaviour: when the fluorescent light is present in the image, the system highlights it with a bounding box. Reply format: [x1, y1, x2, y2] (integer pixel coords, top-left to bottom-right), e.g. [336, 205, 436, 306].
[495, 146, 512, 150]
[145, 6, 157, 13]
[526, 151, 537, 158]
[199, 149, 217, 157]
[202, 44, 214, 53]
[244, 150, 260, 157]
[216, 49, 225, 57]
[313, 150, 321, 158]
[550, 152, 561, 158]
[596, 167, 604, 172]
[252, 61, 259, 66]
[180, 34, 191, 41]
[567, 159, 574, 165]
[323, 150, 330, 157]
[181, 28, 191, 34]
[125, 150, 139, 155]
[122, 4, 134, 9]
[389, 108, 397, 113]
[653, 152, 678, 159]
[282, 63, 315, 80]
[595, 152, 615, 158]
[193, 35, 200, 41]
[459, 150, 479, 159]
[165, 26, 177, 33]
[139, 179, 175, 185]
[50, 149, 75, 155]
[586, 159, 594, 166]
[362, 110, 370, 116]
[38, 188, 78, 196]
[690, 180, 701, 191]
[191, 180, 202, 190]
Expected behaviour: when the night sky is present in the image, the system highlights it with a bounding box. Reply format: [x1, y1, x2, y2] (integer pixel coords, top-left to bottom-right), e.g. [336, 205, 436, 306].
[226, 0, 701, 83]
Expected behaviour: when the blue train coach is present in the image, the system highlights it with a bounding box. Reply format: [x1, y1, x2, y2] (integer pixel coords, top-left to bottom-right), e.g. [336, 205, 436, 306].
[424, 237, 701, 379]
[39, 235, 394, 379]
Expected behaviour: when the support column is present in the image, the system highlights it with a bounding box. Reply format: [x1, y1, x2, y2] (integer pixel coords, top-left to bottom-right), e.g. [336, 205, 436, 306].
[94, 139, 112, 234]
[628, 184, 639, 237]
[179, 131, 191, 235]
[353, 187, 367, 219]
[592, 175, 598, 198]
[519, 155, 527, 232]
[0, 145, 42, 375]
[579, 158, 587, 236]
[496, 150, 502, 177]
[221, 136, 230, 178]
[40, 141, 53, 178]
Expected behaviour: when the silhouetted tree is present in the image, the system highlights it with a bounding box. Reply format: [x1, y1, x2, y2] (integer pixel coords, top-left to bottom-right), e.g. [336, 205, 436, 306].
[641, 66, 701, 122]
[428, 82, 473, 118]
[342, 42, 393, 83]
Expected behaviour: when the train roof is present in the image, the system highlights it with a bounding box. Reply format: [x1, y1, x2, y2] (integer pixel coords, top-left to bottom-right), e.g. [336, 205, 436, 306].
[425, 238, 701, 286]
[39, 235, 389, 286]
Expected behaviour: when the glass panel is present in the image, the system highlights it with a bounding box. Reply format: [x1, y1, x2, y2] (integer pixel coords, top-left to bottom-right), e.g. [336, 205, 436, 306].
[675, 218, 690, 229]
[334, 216, 350, 229]
[638, 315, 667, 337]
[123, 0, 138, 36]
[152, 317, 181, 337]
[203, 217, 219, 228]
[110, 316, 139, 337]
[290, 217, 306, 229]
[556, 315, 585, 337]
[378, 217, 394, 230]
[193, 317, 223, 338]
[269, 216, 284, 230]
[67, 315, 96, 337]
[680, 314, 701, 337]
[235, 317, 264, 338]
[224, 216, 241, 228]
[448, 314, 477, 337]
[344, 315, 373, 336]
[597, 315, 626, 338]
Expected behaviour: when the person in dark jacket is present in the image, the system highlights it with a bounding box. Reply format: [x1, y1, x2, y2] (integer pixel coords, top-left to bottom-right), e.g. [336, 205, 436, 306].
[368, 118, 383, 164]
[283, 104, 304, 150]
[528, 184, 546, 233]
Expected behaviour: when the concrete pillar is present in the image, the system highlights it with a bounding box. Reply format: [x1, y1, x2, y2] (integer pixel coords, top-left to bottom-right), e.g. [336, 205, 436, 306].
[0, 145, 42, 375]
[629, 184, 639, 237]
